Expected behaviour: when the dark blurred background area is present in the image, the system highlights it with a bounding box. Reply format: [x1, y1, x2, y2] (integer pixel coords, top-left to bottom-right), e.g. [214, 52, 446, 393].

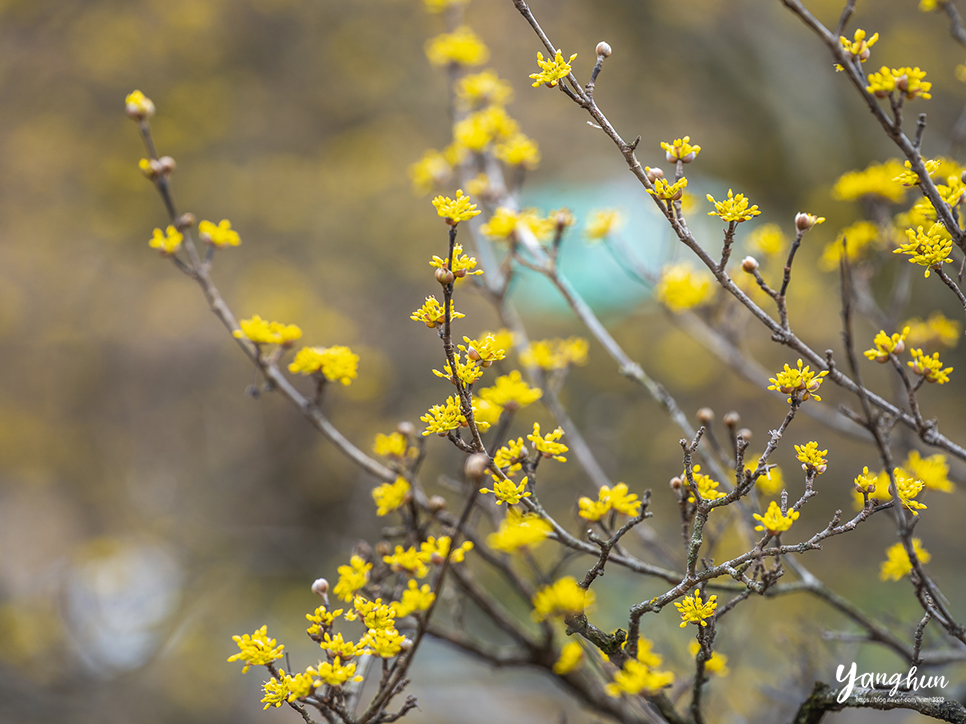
[2, 0, 966, 722]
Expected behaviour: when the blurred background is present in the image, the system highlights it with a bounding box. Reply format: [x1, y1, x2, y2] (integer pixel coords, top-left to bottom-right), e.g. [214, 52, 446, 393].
[2, 0, 966, 722]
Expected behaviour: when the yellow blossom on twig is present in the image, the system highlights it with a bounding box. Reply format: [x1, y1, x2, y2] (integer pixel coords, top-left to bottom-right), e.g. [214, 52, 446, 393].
[584, 209, 623, 240]
[880, 539, 931, 580]
[479, 475, 531, 505]
[531, 576, 594, 621]
[529, 49, 577, 88]
[706, 189, 761, 222]
[333, 556, 371, 602]
[228, 625, 284, 673]
[688, 641, 730, 677]
[767, 358, 829, 403]
[527, 422, 568, 462]
[410, 296, 464, 328]
[372, 477, 411, 517]
[893, 468, 927, 515]
[578, 482, 642, 520]
[149, 225, 183, 255]
[233, 315, 302, 346]
[863, 327, 910, 363]
[648, 177, 688, 201]
[288, 345, 359, 385]
[432, 189, 481, 224]
[674, 591, 717, 627]
[553, 641, 585, 675]
[904, 450, 954, 492]
[908, 348, 953, 384]
[521, 337, 589, 370]
[661, 136, 701, 163]
[477, 370, 543, 409]
[455, 69, 513, 108]
[425, 27, 489, 67]
[199, 219, 240, 247]
[795, 441, 828, 475]
[487, 507, 552, 553]
[839, 28, 878, 62]
[894, 224, 953, 277]
[753, 500, 799, 536]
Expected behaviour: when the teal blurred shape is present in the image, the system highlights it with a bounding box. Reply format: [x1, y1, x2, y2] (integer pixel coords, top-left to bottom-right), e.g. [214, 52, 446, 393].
[507, 177, 673, 316]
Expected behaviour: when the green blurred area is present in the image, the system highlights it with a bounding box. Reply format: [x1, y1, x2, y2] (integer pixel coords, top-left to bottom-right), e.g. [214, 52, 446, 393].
[2, 0, 966, 722]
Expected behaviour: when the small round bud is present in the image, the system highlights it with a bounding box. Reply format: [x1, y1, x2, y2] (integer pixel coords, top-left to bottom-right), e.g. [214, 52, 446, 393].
[399, 637, 414, 652]
[435, 267, 455, 285]
[158, 156, 176, 176]
[596, 41, 612, 58]
[859, 48, 871, 62]
[464, 453, 489, 482]
[553, 208, 575, 229]
[397, 421, 415, 438]
[427, 495, 447, 513]
[893, 340, 905, 355]
[741, 256, 759, 273]
[430, 552, 445, 565]
[737, 428, 753, 442]
[466, 346, 482, 362]
[176, 212, 196, 230]
[375, 541, 391, 556]
[696, 407, 715, 425]
[311, 578, 329, 596]
[795, 212, 824, 231]
[645, 166, 665, 183]
[670, 476, 683, 489]
[960, 170, 966, 184]
[722, 411, 740, 428]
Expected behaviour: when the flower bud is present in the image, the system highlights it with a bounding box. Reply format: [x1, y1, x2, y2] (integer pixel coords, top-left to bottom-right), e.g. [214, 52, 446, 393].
[176, 212, 195, 230]
[737, 428, 753, 442]
[397, 421, 415, 438]
[158, 156, 176, 176]
[311, 578, 329, 596]
[464, 453, 489, 482]
[400, 637, 414, 652]
[430, 552, 445, 565]
[741, 256, 759, 273]
[435, 267, 455, 285]
[670, 476, 683, 490]
[427, 495, 447, 513]
[893, 340, 905, 355]
[375, 541, 391, 556]
[795, 212, 824, 231]
[696, 407, 714, 425]
[466, 346, 481, 362]
[596, 41, 612, 58]
[722, 411, 740, 428]
[645, 166, 664, 183]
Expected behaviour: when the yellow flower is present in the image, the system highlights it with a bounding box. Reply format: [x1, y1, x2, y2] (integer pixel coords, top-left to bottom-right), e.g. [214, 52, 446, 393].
[684, 465, 725, 504]
[480, 207, 554, 241]
[373, 432, 409, 459]
[425, 27, 489, 67]
[894, 223, 953, 277]
[453, 107, 520, 151]
[429, 243, 483, 279]
[521, 337, 588, 370]
[863, 327, 910, 363]
[908, 348, 953, 384]
[648, 177, 688, 201]
[661, 136, 701, 163]
[880, 539, 931, 581]
[605, 659, 674, 697]
[410, 296, 464, 328]
[233, 315, 302, 346]
[149, 225, 183, 255]
[767, 358, 829, 403]
[421, 395, 469, 436]
[363, 628, 407, 659]
[455, 69, 513, 108]
[839, 28, 878, 62]
[491, 437, 527, 481]
[584, 209, 623, 240]
[495, 133, 541, 169]
[867, 66, 931, 100]
[333, 556, 371, 602]
[432, 189, 481, 224]
[919, 0, 942, 10]
[531, 577, 595, 621]
[383, 545, 429, 578]
[904, 450, 954, 493]
[747, 223, 786, 256]
[529, 49, 577, 88]
[390, 579, 436, 618]
[553, 641, 585, 675]
[350, 597, 397, 630]
[315, 657, 363, 685]
[320, 632, 367, 660]
[655, 263, 714, 312]
[228, 625, 284, 673]
[409, 149, 451, 195]
[306, 605, 344, 636]
[419, 535, 473, 565]
[688, 641, 730, 677]
[288, 345, 359, 385]
[198, 219, 241, 248]
[753, 500, 799, 536]
[851, 466, 891, 509]
[472, 397, 503, 428]
[832, 159, 907, 202]
[477, 370, 543, 409]
[372, 477, 411, 517]
[746, 458, 785, 497]
[795, 441, 828, 475]
[284, 668, 321, 700]
[895, 159, 941, 187]
[261, 673, 289, 709]
[479, 475, 531, 506]
[893, 468, 927, 515]
[432, 353, 484, 387]
[706, 189, 761, 222]
[527, 422, 568, 462]
[578, 483, 642, 521]
[487, 507, 552, 553]
[674, 591, 717, 627]
[818, 221, 885, 271]
[461, 334, 507, 366]
[125, 89, 155, 119]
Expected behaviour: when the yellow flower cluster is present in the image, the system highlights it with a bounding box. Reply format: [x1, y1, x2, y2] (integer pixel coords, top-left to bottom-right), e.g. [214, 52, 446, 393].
[149, 225, 183, 255]
[831, 159, 907, 203]
[880, 539, 931, 581]
[552, 641, 585, 675]
[432, 189, 481, 224]
[688, 641, 730, 677]
[495, 133, 541, 168]
[410, 296, 464, 328]
[288, 345, 359, 385]
[383, 536, 474, 579]
[199, 219, 241, 248]
[905, 450, 955, 492]
[521, 337, 589, 370]
[893, 468, 927, 515]
[648, 177, 688, 201]
[674, 591, 717, 627]
[863, 327, 909, 363]
[584, 209, 623, 240]
[839, 28, 878, 62]
[747, 223, 786, 256]
[866, 66, 932, 100]
[433, 353, 484, 387]
[895, 159, 940, 187]
[371, 477, 411, 517]
[491, 437, 527, 480]
[795, 441, 828, 475]
[125, 89, 155, 119]
[529, 49, 577, 88]
[909, 348, 953, 384]
[390, 580, 436, 618]
[818, 221, 885, 271]
[430, 243, 483, 279]
[605, 637, 675, 697]
[753, 500, 799, 536]
[409, 148, 454, 195]
[479, 475, 531, 505]
[487, 507, 552, 553]
[655, 263, 714, 312]
[456, 69, 513, 109]
[477, 370, 543, 410]
[233, 315, 302, 346]
[706, 189, 761, 223]
[453, 106, 520, 151]
[767, 358, 829, 403]
[372, 431, 410, 459]
[531, 577, 594, 621]
[462, 334, 508, 367]
[228, 625, 285, 673]
[578, 483, 642, 521]
[425, 26, 489, 67]
[333, 556, 372, 602]
[661, 136, 701, 163]
[747, 458, 785, 497]
[480, 207, 555, 241]
[894, 224, 954, 277]
[306, 605, 344, 637]
[685, 465, 725, 504]
[527, 423, 568, 462]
